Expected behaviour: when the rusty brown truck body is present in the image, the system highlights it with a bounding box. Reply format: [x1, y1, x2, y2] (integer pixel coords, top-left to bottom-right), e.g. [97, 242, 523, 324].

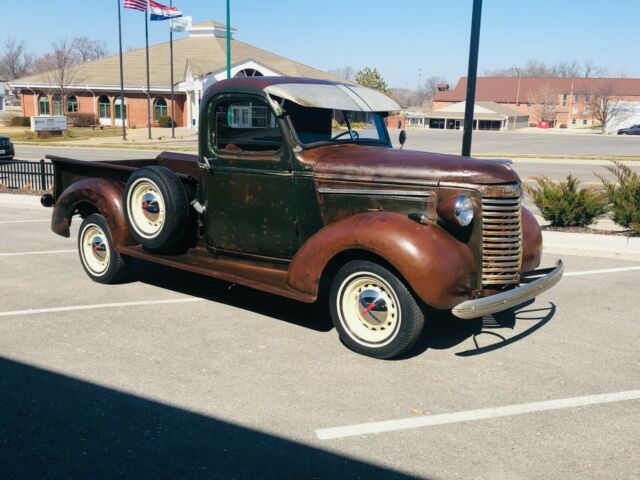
[42, 77, 563, 359]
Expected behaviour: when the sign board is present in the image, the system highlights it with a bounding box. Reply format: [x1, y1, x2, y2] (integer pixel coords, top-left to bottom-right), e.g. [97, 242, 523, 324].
[30, 116, 68, 132]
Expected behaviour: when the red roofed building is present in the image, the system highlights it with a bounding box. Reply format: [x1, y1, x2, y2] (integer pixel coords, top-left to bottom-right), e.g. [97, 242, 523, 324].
[433, 77, 640, 128]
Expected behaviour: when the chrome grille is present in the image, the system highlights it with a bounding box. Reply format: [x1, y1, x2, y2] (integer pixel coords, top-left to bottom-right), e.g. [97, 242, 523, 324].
[481, 196, 522, 285]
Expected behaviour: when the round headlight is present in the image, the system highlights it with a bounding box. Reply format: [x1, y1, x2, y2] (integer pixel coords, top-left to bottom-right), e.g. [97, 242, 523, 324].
[454, 195, 475, 227]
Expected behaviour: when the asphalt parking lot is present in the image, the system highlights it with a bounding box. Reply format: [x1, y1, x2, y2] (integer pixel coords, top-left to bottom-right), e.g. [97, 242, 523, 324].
[1, 198, 639, 480]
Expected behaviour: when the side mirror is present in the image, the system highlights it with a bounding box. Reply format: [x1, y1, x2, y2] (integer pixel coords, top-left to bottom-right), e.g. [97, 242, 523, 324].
[399, 129, 407, 149]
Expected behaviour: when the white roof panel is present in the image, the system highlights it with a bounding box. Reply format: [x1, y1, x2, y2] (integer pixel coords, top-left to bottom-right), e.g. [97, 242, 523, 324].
[264, 83, 400, 112]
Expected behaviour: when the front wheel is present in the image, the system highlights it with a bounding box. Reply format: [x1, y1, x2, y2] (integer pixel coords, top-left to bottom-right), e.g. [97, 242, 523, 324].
[329, 260, 425, 359]
[78, 213, 129, 284]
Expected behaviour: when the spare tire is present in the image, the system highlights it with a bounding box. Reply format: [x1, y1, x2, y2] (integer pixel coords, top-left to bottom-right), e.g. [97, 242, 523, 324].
[123, 166, 190, 251]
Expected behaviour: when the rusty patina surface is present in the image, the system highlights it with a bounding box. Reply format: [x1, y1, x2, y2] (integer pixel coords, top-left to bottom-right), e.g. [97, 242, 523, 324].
[52, 177, 135, 248]
[287, 212, 476, 310]
[46, 76, 552, 315]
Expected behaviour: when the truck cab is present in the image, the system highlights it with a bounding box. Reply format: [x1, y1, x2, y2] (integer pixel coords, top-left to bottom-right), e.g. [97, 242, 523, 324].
[43, 77, 563, 359]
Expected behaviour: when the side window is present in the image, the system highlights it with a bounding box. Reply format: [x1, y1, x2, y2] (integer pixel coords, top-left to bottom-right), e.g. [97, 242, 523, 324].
[210, 98, 281, 154]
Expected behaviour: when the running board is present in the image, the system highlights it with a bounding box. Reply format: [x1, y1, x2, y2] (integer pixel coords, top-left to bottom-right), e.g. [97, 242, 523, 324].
[118, 245, 316, 303]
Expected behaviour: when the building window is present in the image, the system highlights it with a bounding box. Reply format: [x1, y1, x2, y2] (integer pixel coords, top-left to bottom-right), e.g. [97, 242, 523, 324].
[574, 94, 579, 102]
[154, 98, 167, 120]
[67, 96, 78, 113]
[235, 68, 263, 77]
[571, 118, 577, 125]
[114, 97, 126, 120]
[52, 95, 63, 116]
[38, 95, 50, 115]
[98, 96, 110, 119]
[562, 94, 568, 107]
[583, 119, 588, 125]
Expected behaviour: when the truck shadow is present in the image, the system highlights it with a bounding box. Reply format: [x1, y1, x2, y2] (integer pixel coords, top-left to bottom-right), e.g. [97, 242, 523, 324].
[128, 259, 555, 358]
[403, 301, 556, 359]
[128, 259, 334, 332]
[0, 356, 422, 480]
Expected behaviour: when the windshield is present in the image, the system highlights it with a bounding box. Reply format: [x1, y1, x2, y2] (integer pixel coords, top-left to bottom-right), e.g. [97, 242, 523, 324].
[283, 99, 390, 147]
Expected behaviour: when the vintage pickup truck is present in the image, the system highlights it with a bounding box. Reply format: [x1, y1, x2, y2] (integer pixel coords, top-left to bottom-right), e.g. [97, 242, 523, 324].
[41, 77, 563, 359]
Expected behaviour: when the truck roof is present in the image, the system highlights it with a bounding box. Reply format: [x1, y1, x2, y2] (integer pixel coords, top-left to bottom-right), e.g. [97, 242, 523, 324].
[201, 76, 401, 113]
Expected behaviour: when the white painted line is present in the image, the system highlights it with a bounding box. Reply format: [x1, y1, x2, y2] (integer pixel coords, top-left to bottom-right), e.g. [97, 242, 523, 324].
[316, 390, 640, 440]
[0, 249, 76, 257]
[564, 266, 640, 277]
[0, 219, 50, 224]
[0, 297, 204, 318]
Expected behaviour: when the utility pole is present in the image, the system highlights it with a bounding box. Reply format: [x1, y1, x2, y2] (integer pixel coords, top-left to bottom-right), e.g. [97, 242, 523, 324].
[461, 0, 483, 157]
[116, 0, 127, 141]
[513, 65, 521, 130]
[169, 0, 176, 138]
[226, 0, 231, 79]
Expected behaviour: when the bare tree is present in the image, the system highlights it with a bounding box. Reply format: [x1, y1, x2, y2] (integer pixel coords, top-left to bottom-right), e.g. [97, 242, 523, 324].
[527, 84, 559, 122]
[37, 39, 81, 114]
[328, 66, 355, 81]
[71, 37, 109, 63]
[552, 60, 581, 78]
[582, 59, 606, 78]
[485, 58, 607, 79]
[588, 82, 628, 133]
[0, 38, 34, 80]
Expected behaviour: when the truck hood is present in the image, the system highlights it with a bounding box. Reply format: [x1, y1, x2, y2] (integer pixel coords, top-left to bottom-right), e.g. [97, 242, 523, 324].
[302, 144, 519, 185]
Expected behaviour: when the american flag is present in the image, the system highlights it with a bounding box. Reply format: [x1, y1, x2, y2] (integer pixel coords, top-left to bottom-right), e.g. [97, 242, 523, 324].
[124, 0, 147, 11]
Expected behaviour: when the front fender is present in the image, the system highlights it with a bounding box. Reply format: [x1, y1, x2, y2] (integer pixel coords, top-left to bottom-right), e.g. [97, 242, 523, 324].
[52, 177, 135, 248]
[287, 212, 477, 310]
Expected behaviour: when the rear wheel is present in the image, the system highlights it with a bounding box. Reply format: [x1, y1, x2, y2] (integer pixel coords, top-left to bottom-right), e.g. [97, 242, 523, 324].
[123, 166, 190, 251]
[330, 260, 425, 359]
[78, 213, 129, 284]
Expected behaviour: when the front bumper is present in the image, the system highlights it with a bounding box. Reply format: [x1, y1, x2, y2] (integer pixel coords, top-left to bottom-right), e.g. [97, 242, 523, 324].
[452, 260, 564, 320]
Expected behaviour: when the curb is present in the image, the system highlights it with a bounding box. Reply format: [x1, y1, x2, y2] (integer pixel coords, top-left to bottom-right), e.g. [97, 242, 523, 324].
[542, 231, 640, 261]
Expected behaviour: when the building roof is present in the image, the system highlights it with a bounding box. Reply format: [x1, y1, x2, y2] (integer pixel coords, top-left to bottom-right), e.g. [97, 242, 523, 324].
[433, 76, 640, 103]
[419, 100, 528, 120]
[9, 20, 342, 90]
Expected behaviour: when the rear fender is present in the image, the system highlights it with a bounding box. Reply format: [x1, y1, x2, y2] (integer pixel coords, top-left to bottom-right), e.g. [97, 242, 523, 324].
[287, 212, 477, 310]
[52, 177, 135, 247]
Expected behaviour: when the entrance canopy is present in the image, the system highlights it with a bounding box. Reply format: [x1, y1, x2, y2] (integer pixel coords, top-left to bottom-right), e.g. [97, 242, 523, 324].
[264, 83, 400, 113]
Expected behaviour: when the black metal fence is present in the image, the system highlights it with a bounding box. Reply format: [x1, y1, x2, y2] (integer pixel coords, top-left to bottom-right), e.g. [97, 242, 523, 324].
[0, 160, 54, 191]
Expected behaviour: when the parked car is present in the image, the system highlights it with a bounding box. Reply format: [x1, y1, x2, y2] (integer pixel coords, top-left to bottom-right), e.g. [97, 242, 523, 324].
[0, 135, 14, 160]
[617, 124, 640, 135]
[41, 77, 563, 359]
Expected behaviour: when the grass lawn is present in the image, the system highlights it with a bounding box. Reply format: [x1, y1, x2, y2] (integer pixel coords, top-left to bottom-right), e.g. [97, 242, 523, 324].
[0, 126, 122, 142]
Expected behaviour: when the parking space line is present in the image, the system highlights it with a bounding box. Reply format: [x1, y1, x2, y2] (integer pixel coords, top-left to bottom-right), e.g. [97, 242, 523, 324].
[564, 266, 640, 277]
[316, 390, 640, 440]
[0, 298, 204, 318]
[0, 219, 50, 224]
[0, 250, 76, 257]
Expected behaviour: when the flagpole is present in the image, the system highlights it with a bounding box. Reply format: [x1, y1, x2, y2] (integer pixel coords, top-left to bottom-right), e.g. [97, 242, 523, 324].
[226, 0, 231, 79]
[117, 0, 127, 141]
[144, 2, 152, 140]
[169, 0, 175, 138]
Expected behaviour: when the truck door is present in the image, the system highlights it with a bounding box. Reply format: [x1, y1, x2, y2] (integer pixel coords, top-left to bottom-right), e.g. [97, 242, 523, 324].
[201, 95, 299, 259]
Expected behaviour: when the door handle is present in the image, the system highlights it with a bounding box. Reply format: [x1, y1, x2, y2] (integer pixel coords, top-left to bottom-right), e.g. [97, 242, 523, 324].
[199, 156, 213, 170]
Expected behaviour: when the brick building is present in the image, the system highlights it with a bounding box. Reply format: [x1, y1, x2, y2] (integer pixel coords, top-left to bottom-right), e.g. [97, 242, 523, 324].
[8, 20, 341, 129]
[433, 76, 640, 128]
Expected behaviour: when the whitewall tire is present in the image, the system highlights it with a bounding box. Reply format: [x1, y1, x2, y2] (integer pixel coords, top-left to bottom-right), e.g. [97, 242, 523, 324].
[78, 213, 129, 284]
[330, 260, 425, 359]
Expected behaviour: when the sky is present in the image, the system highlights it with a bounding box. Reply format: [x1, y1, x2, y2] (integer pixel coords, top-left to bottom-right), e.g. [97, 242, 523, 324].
[1, 0, 638, 88]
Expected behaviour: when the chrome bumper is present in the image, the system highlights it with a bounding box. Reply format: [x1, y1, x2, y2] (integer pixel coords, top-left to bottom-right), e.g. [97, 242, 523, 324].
[452, 260, 564, 320]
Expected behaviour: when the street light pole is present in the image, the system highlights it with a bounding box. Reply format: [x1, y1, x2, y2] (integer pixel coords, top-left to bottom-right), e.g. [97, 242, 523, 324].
[461, 0, 483, 157]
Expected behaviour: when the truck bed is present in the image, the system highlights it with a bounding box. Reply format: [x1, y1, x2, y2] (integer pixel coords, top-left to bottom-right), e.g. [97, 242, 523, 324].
[47, 151, 199, 198]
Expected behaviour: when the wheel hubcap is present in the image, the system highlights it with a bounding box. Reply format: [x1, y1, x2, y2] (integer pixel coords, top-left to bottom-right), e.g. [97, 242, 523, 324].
[128, 179, 165, 239]
[338, 273, 401, 346]
[81, 224, 110, 275]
